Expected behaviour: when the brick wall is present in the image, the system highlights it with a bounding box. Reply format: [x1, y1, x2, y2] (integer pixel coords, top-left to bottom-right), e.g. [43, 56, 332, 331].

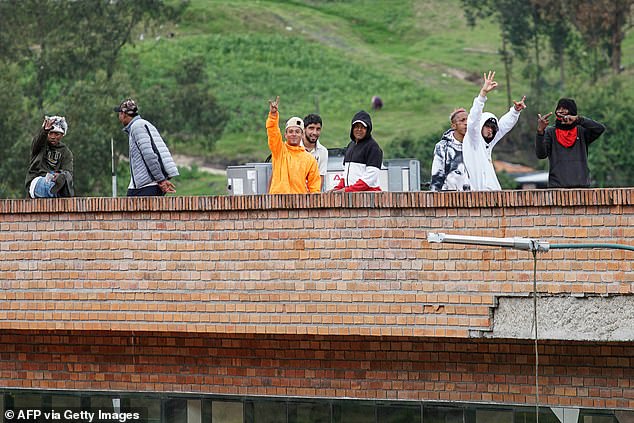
[0, 330, 632, 409]
[1, 190, 632, 337]
[0, 189, 633, 408]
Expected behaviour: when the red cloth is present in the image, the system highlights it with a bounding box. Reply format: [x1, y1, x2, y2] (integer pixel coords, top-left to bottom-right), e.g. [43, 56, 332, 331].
[555, 126, 578, 148]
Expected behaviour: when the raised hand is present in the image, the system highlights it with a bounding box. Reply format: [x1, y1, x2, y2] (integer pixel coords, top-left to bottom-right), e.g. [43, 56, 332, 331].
[480, 71, 498, 96]
[42, 117, 55, 131]
[562, 114, 578, 125]
[513, 95, 527, 112]
[269, 96, 280, 116]
[537, 112, 552, 135]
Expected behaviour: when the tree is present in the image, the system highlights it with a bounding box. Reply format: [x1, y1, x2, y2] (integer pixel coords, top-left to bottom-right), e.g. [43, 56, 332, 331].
[0, 0, 188, 197]
[462, 0, 539, 107]
[577, 79, 634, 187]
[571, 0, 634, 77]
[0, 0, 185, 110]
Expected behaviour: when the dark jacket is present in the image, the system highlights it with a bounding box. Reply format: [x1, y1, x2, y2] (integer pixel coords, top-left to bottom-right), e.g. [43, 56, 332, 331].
[336, 110, 383, 192]
[535, 116, 605, 188]
[25, 128, 74, 197]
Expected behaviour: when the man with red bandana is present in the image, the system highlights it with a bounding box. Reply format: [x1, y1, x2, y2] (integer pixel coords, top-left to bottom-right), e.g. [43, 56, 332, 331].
[535, 98, 605, 188]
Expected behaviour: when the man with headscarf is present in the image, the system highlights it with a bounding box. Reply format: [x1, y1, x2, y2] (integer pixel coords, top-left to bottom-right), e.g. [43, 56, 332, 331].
[25, 116, 74, 198]
[535, 99, 605, 188]
[331, 110, 383, 192]
[462, 71, 526, 191]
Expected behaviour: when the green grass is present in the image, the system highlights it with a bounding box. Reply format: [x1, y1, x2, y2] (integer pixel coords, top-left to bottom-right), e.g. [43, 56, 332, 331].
[115, 162, 227, 196]
[123, 0, 514, 161]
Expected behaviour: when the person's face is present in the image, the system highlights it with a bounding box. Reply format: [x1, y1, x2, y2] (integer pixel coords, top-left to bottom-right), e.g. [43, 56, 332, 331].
[555, 107, 569, 120]
[285, 126, 303, 146]
[117, 111, 126, 125]
[352, 123, 367, 141]
[481, 124, 494, 139]
[47, 131, 64, 146]
[304, 123, 321, 144]
[451, 111, 467, 137]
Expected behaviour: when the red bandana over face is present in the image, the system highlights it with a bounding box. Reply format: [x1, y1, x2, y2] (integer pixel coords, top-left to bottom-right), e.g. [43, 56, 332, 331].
[555, 124, 578, 148]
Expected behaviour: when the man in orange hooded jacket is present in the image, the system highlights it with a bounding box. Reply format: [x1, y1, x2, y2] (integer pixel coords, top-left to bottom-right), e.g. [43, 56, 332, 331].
[266, 96, 320, 194]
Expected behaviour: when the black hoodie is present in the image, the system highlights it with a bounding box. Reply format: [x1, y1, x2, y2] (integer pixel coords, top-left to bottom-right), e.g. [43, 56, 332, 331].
[337, 110, 383, 191]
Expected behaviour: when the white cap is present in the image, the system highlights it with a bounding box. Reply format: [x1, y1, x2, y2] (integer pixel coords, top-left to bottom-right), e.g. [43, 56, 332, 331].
[352, 119, 367, 128]
[285, 117, 304, 131]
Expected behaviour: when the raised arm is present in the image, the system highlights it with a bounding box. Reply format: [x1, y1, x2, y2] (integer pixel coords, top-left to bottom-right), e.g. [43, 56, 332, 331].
[479, 70, 498, 98]
[266, 96, 283, 157]
[494, 95, 526, 146]
[576, 116, 605, 145]
[465, 72, 498, 145]
[31, 117, 55, 156]
[535, 112, 553, 159]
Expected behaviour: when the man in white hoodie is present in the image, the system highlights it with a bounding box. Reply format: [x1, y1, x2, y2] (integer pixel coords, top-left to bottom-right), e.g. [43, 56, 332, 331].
[463, 71, 526, 191]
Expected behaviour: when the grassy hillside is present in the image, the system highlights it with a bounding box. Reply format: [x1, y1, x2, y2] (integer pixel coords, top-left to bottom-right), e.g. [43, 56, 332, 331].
[124, 1, 509, 157]
[120, 0, 633, 194]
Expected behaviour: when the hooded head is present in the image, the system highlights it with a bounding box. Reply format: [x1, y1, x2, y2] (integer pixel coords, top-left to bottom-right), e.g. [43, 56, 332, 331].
[479, 112, 499, 144]
[556, 98, 577, 116]
[350, 110, 373, 142]
[555, 98, 578, 130]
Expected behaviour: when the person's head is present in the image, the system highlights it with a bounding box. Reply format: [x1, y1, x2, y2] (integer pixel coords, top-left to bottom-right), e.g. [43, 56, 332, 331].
[303, 114, 322, 145]
[449, 108, 467, 140]
[350, 110, 372, 142]
[47, 116, 67, 146]
[555, 98, 577, 120]
[284, 116, 304, 146]
[480, 114, 498, 144]
[113, 99, 139, 125]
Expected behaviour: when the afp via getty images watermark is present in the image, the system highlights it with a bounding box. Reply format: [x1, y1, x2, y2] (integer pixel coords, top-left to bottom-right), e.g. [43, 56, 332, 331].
[4, 408, 146, 423]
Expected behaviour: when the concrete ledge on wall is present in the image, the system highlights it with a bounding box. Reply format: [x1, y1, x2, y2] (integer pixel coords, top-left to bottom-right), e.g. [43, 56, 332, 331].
[0, 187, 633, 214]
[490, 296, 634, 341]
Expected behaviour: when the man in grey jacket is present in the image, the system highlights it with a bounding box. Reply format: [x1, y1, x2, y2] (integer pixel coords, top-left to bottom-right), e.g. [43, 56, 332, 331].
[114, 99, 179, 196]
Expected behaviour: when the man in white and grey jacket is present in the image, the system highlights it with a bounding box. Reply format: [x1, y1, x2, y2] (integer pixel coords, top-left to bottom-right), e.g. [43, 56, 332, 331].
[114, 99, 179, 196]
[463, 71, 526, 191]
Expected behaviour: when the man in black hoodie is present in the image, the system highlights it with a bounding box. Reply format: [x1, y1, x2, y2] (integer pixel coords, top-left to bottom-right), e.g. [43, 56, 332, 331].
[25, 116, 74, 198]
[331, 110, 383, 192]
[535, 98, 605, 188]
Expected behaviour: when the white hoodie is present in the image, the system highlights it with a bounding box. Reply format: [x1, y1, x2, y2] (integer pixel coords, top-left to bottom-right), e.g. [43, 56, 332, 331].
[463, 95, 521, 191]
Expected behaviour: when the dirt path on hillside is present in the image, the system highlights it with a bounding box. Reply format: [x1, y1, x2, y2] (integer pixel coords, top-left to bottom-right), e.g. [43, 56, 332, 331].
[172, 154, 226, 175]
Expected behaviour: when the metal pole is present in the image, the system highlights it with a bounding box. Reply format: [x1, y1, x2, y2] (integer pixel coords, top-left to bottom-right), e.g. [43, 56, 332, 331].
[111, 137, 117, 197]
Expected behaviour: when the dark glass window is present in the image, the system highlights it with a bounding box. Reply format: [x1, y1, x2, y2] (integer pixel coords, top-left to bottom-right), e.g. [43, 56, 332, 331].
[212, 401, 243, 423]
[377, 403, 420, 423]
[333, 400, 374, 423]
[424, 405, 464, 423]
[245, 399, 286, 423]
[288, 401, 330, 423]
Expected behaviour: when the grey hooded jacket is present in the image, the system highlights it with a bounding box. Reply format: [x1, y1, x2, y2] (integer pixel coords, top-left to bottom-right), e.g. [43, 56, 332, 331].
[124, 115, 179, 189]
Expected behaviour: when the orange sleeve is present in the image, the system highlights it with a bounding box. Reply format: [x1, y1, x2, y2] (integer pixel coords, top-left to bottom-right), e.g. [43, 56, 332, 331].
[306, 157, 321, 193]
[266, 113, 283, 158]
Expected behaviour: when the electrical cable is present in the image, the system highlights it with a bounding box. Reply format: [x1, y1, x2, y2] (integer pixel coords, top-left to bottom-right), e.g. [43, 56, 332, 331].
[532, 249, 540, 423]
